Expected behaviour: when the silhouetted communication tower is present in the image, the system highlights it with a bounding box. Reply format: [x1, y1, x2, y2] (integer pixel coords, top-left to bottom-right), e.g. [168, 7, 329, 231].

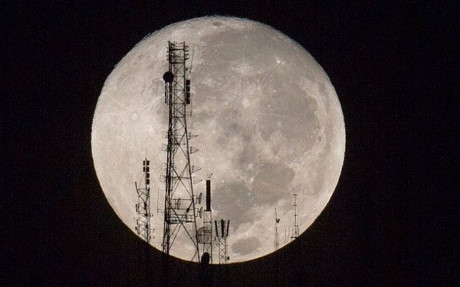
[274, 208, 280, 250]
[197, 178, 213, 263]
[135, 159, 153, 243]
[291, 193, 299, 241]
[161, 41, 202, 262]
[215, 219, 230, 264]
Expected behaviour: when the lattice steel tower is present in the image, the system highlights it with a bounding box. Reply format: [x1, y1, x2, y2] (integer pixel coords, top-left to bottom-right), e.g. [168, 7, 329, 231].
[215, 219, 230, 264]
[291, 193, 299, 241]
[135, 159, 152, 243]
[197, 178, 213, 263]
[161, 41, 201, 262]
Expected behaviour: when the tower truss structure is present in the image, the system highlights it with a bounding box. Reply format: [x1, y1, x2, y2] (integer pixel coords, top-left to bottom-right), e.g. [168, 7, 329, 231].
[215, 219, 230, 264]
[197, 179, 213, 262]
[291, 193, 299, 241]
[162, 41, 201, 262]
[135, 159, 152, 243]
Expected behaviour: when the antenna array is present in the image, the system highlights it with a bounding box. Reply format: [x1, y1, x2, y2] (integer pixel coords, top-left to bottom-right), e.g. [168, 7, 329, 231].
[135, 159, 153, 242]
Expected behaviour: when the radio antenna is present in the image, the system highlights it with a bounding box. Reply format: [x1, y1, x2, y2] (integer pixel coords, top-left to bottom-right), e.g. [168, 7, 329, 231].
[189, 49, 195, 73]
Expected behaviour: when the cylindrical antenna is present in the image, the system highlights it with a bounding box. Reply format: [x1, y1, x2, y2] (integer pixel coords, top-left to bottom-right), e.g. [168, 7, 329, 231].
[221, 219, 225, 237]
[226, 220, 230, 237]
[206, 179, 211, 211]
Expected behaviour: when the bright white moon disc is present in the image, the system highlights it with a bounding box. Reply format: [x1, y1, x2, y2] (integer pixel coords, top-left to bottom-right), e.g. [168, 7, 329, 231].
[92, 16, 345, 263]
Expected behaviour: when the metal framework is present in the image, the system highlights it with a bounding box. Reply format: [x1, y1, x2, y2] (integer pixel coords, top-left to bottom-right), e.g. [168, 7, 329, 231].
[291, 193, 299, 241]
[215, 219, 230, 264]
[197, 179, 213, 263]
[135, 159, 152, 243]
[274, 208, 280, 250]
[162, 41, 201, 262]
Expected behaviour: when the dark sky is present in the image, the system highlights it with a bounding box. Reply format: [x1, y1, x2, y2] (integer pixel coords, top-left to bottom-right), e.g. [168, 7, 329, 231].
[5, 1, 457, 286]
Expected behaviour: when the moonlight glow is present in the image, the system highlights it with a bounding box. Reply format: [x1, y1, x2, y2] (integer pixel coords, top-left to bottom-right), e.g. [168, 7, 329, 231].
[92, 16, 345, 263]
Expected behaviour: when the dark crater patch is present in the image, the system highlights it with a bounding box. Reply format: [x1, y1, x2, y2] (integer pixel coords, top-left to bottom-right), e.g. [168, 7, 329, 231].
[252, 162, 295, 204]
[258, 85, 319, 145]
[213, 182, 256, 226]
[231, 237, 261, 255]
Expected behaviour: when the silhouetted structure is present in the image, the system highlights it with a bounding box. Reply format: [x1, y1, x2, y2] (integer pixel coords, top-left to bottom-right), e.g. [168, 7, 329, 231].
[215, 219, 230, 264]
[161, 41, 202, 262]
[135, 158, 152, 243]
[197, 178, 213, 262]
[274, 208, 280, 250]
[291, 193, 299, 241]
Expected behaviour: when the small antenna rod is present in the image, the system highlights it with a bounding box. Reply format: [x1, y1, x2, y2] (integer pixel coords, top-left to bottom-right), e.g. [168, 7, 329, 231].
[274, 208, 280, 250]
[189, 49, 195, 73]
[291, 193, 299, 241]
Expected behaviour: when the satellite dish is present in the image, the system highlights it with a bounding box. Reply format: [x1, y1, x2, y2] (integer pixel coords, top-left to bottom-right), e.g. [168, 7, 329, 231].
[163, 71, 174, 83]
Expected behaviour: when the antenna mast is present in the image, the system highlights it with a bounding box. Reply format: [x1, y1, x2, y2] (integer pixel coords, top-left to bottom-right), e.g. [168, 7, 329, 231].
[135, 159, 152, 243]
[161, 41, 201, 262]
[197, 178, 213, 262]
[274, 209, 280, 250]
[215, 219, 230, 264]
[291, 193, 299, 241]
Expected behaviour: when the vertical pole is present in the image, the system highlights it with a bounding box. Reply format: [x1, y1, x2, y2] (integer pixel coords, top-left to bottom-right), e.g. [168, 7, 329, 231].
[274, 209, 279, 250]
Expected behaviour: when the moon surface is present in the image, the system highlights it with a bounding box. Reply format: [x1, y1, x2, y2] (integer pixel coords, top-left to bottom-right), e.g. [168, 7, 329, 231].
[92, 16, 345, 263]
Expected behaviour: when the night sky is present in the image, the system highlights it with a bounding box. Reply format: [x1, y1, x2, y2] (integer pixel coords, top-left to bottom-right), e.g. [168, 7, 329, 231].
[5, 1, 457, 286]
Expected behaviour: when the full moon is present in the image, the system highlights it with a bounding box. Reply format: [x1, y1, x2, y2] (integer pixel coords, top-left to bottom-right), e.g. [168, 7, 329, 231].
[92, 16, 345, 263]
